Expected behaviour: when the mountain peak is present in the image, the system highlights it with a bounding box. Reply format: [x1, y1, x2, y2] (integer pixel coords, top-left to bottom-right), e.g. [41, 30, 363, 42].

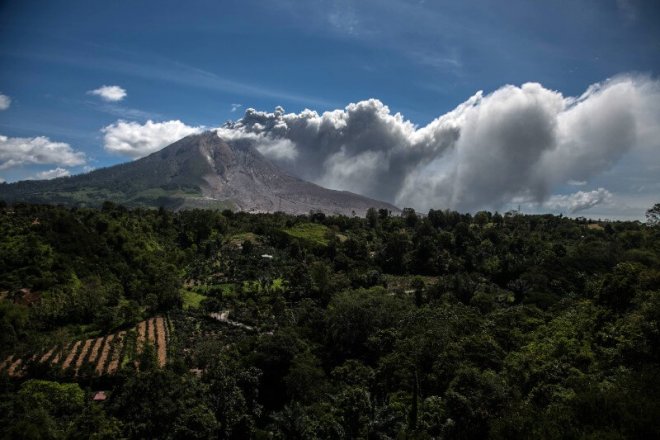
[1, 132, 399, 216]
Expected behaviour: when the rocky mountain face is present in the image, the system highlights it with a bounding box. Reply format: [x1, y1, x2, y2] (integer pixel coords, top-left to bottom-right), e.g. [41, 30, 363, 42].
[0, 131, 399, 216]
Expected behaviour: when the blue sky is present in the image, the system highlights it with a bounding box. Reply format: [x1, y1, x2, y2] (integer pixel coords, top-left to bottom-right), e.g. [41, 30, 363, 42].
[1, 0, 659, 217]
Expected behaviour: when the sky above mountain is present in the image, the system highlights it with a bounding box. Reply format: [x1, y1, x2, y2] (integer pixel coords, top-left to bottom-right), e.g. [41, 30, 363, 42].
[1, 0, 659, 219]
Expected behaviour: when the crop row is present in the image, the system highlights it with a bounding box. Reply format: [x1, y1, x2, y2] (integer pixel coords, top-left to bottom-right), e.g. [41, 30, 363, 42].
[0, 316, 169, 378]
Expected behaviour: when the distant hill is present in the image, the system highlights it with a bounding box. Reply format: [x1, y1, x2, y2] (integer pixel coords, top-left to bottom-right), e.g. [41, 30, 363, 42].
[0, 131, 399, 216]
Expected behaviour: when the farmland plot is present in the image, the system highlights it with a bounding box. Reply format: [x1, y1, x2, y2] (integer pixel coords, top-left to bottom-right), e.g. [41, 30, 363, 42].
[0, 316, 169, 378]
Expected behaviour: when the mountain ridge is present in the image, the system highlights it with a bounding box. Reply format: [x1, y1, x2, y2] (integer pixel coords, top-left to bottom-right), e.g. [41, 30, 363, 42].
[0, 131, 399, 216]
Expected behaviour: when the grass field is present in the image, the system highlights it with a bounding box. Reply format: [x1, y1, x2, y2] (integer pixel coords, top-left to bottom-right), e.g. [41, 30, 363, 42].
[181, 289, 208, 310]
[283, 223, 330, 246]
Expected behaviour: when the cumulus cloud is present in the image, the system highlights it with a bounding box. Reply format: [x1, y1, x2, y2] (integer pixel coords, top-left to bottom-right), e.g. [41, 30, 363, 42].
[0, 134, 86, 170]
[0, 93, 10, 110]
[102, 120, 203, 158]
[217, 75, 660, 212]
[30, 167, 71, 180]
[545, 188, 613, 213]
[88, 85, 127, 102]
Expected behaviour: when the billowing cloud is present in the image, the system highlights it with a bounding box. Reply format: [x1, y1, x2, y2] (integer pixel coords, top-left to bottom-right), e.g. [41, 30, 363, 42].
[102, 120, 203, 158]
[544, 188, 613, 213]
[31, 167, 71, 180]
[0, 134, 86, 170]
[88, 85, 127, 102]
[217, 75, 660, 212]
[0, 93, 10, 110]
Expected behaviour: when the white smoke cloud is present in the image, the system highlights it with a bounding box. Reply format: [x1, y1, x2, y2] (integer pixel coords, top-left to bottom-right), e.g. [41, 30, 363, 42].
[88, 85, 127, 102]
[0, 93, 11, 110]
[102, 120, 203, 158]
[545, 188, 613, 213]
[0, 134, 86, 170]
[30, 167, 71, 180]
[218, 75, 660, 212]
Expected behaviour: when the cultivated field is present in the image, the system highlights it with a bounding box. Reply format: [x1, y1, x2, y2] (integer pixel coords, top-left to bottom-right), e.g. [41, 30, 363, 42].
[0, 316, 170, 378]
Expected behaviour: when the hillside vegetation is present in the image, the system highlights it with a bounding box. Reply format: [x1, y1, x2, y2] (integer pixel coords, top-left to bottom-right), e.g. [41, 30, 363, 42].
[1, 201, 659, 439]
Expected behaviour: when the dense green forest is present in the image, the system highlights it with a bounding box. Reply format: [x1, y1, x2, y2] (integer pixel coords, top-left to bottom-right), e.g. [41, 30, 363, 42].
[1, 201, 659, 439]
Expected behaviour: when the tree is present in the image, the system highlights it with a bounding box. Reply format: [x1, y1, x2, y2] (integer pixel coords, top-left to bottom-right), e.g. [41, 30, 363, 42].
[366, 208, 379, 228]
[110, 370, 217, 439]
[646, 203, 660, 226]
[4, 380, 86, 439]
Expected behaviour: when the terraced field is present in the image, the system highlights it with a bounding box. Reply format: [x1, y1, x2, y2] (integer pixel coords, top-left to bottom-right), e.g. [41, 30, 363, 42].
[0, 316, 170, 378]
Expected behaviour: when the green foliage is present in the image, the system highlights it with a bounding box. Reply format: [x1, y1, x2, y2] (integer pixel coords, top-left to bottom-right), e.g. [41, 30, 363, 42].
[1, 202, 659, 439]
[181, 289, 208, 310]
[109, 369, 217, 439]
[283, 222, 330, 246]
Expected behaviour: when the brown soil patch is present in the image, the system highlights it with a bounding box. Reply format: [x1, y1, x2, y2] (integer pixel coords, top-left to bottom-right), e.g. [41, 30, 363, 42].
[8, 358, 23, 377]
[61, 340, 82, 370]
[74, 339, 93, 374]
[155, 317, 167, 367]
[106, 331, 126, 375]
[95, 334, 114, 375]
[0, 355, 14, 372]
[87, 337, 104, 364]
[148, 318, 156, 344]
[50, 345, 67, 366]
[39, 347, 56, 364]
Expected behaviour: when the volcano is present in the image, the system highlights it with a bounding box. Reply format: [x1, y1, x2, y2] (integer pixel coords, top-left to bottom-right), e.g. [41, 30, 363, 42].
[0, 131, 399, 216]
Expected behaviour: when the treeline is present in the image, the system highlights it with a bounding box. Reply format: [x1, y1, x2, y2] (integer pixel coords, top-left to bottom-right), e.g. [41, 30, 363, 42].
[0, 201, 659, 439]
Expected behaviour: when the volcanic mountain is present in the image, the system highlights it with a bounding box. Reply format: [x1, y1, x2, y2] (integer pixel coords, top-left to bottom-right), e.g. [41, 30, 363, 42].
[0, 131, 399, 216]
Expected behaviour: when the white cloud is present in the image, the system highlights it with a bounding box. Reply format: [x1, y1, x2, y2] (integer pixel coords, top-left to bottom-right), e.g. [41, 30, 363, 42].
[92, 104, 160, 120]
[88, 85, 127, 102]
[0, 93, 10, 110]
[231, 103, 242, 113]
[30, 167, 71, 180]
[0, 134, 86, 170]
[218, 75, 660, 213]
[102, 120, 204, 158]
[545, 188, 613, 213]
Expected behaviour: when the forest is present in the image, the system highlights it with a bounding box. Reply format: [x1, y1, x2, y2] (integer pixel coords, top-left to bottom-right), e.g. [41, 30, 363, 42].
[0, 200, 659, 439]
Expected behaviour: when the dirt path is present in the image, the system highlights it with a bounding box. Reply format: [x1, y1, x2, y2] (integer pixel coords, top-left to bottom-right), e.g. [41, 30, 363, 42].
[209, 311, 254, 331]
[61, 340, 82, 370]
[95, 334, 114, 375]
[87, 337, 104, 364]
[106, 331, 126, 375]
[155, 316, 167, 367]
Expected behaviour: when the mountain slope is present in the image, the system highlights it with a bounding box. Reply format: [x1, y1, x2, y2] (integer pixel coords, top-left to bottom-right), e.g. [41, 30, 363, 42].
[0, 131, 399, 215]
